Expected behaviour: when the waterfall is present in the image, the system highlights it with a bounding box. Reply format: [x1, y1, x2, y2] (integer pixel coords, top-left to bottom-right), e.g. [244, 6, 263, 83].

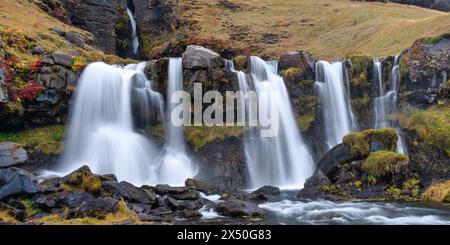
[315, 61, 357, 149]
[127, 7, 139, 55]
[127, 62, 164, 128]
[156, 58, 198, 186]
[59, 62, 161, 185]
[229, 57, 314, 188]
[372, 57, 406, 154]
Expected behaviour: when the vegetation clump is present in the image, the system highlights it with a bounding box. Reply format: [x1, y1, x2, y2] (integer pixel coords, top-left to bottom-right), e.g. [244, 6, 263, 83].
[63, 167, 102, 194]
[399, 105, 450, 157]
[343, 128, 398, 158]
[184, 126, 246, 151]
[361, 151, 409, 178]
[422, 180, 450, 203]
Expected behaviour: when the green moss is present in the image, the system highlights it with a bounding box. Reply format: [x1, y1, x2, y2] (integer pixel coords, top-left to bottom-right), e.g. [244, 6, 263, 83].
[361, 151, 409, 178]
[0, 125, 65, 154]
[184, 126, 246, 151]
[347, 54, 372, 79]
[354, 180, 362, 190]
[280, 67, 301, 82]
[296, 113, 315, 131]
[343, 128, 398, 158]
[399, 105, 450, 157]
[4, 100, 24, 116]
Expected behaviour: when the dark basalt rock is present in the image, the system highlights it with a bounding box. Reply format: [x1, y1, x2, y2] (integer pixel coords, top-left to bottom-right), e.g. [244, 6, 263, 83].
[51, 51, 74, 67]
[316, 143, 354, 178]
[0, 202, 25, 222]
[278, 51, 315, 80]
[120, 181, 156, 205]
[164, 196, 179, 211]
[185, 178, 212, 194]
[154, 184, 189, 195]
[180, 209, 202, 219]
[69, 196, 119, 218]
[169, 190, 201, 201]
[215, 200, 264, 218]
[138, 213, 162, 222]
[101, 181, 130, 200]
[0, 142, 28, 168]
[251, 186, 281, 196]
[296, 187, 347, 202]
[195, 136, 248, 191]
[0, 167, 38, 200]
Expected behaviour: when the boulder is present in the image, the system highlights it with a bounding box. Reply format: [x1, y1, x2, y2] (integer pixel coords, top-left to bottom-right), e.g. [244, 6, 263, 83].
[185, 178, 211, 194]
[51, 51, 74, 67]
[316, 143, 353, 178]
[101, 181, 130, 199]
[182, 45, 224, 69]
[251, 186, 280, 196]
[278, 51, 315, 80]
[0, 142, 28, 168]
[31, 45, 46, 55]
[70, 196, 118, 218]
[180, 209, 202, 219]
[0, 168, 38, 200]
[169, 190, 201, 200]
[64, 31, 85, 47]
[0, 202, 24, 222]
[138, 213, 162, 222]
[119, 181, 156, 205]
[164, 196, 179, 211]
[215, 200, 264, 218]
[154, 184, 189, 195]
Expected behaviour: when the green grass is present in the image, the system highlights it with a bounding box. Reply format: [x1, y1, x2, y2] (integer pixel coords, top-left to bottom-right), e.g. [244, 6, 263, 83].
[343, 128, 398, 158]
[0, 125, 65, 154]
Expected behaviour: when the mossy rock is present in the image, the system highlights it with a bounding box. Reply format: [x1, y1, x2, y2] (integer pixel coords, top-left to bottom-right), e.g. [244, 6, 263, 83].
[62, 166, 102, 194]
[361, 151, 409, 178]
[184, 126, 246, 152]
[343, 128, 398, 158]
[279, 67, 302, 83]
[399, 104, 450, 157]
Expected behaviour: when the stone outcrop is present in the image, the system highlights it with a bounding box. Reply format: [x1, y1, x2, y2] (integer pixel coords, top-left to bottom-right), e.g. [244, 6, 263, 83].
[0, 143, 28, 168]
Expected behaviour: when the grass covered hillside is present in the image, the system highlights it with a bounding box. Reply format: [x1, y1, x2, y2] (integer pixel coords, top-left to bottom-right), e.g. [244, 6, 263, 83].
[180, 0, 450, 59]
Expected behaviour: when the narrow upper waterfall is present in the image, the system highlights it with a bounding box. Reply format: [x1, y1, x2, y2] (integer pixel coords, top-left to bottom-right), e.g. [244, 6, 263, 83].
[156, 58, 198, 186]
[315, 61, 357, 149]
[372, 57, 407, 154]
[234, 57, 314, 188]
[59, 62, 160, 185]
[127, 7, 139, 55]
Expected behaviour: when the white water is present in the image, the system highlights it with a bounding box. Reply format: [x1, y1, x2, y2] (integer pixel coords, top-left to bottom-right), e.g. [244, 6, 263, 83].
[127, 8, 139, 55]
[373, 57, 406, 154]
[58, 62, 160, 186]
[156, 58, 198, 186]
[259, 199, 450, 225]
[315, 61, 357, 149]
[236, 57, 314, 189]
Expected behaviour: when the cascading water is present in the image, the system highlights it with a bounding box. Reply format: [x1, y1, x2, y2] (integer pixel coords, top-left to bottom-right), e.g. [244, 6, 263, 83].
[127, 62, 164, 127]
[315, 61, 357, 149]
[372, 57, 407, 154]
[156, 58, 198, 186]
[231, 57, 314, 188]
[58, 62, 160, 186]
[127, 7, 139, 55]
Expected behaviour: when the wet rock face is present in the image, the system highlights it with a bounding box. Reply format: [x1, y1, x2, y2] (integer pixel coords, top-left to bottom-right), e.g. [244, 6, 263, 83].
[59, 0, 125, 54]
[195, 136, 248, 191]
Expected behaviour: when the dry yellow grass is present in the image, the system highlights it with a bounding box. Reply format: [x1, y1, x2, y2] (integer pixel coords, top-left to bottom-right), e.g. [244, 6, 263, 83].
[182, 0, 450, 59]
[422, 180, 450, 202]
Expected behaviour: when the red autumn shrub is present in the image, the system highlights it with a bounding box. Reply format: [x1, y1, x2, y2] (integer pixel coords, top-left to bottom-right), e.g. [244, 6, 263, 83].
[19, 80, 43, 101]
